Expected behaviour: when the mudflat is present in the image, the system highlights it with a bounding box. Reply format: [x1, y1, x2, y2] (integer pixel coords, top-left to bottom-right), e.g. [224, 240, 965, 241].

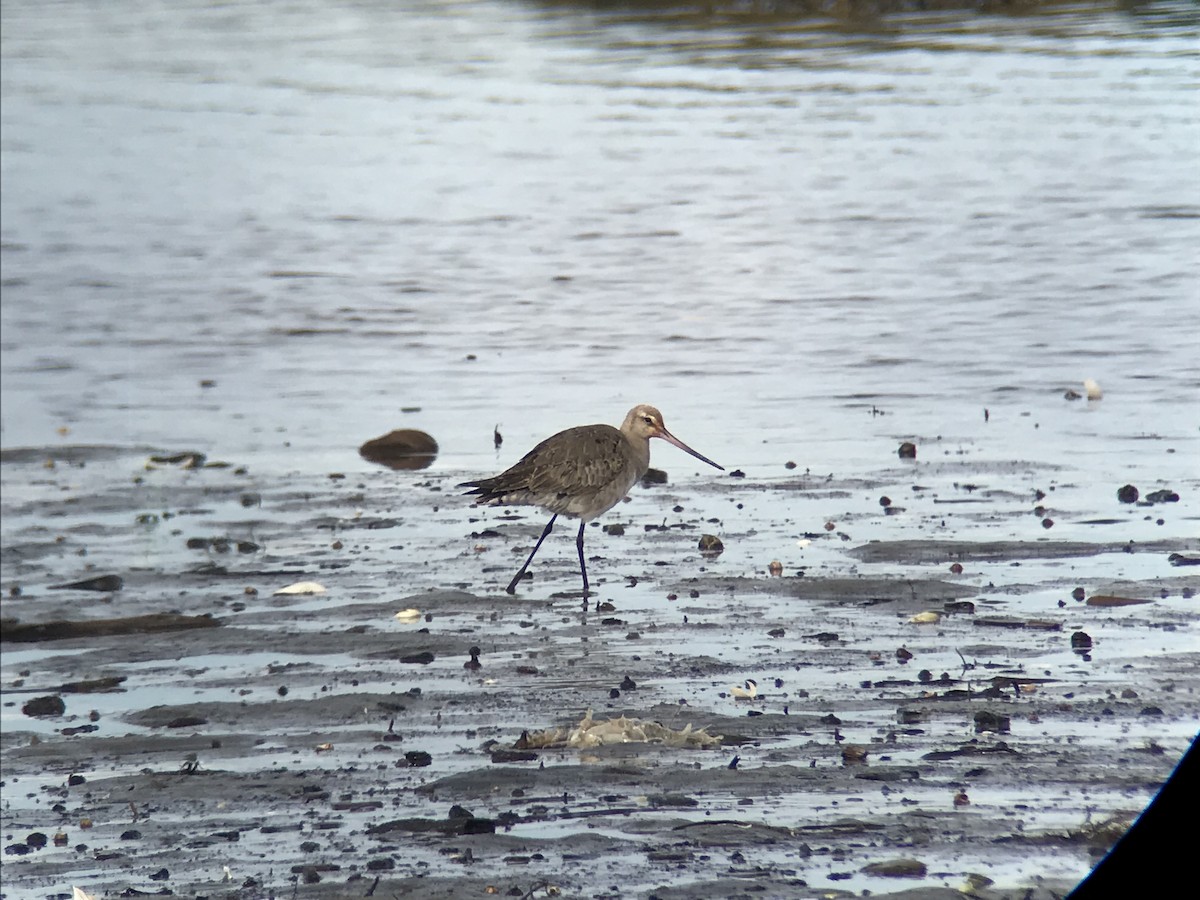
[2, 443, 1195, 899]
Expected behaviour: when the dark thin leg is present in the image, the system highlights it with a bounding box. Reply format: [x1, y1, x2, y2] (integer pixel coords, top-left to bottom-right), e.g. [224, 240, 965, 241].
[507, 514, 556, 594]
[576, 520, 589, 598]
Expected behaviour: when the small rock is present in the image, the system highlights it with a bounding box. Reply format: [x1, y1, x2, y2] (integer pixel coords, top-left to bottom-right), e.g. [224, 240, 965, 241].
[1145, 489, 1179, 504]
[22, 696, 65, 718]
[767, 560, 783, 576]
[1117, 484, 1139, 503]
[358, 429, 438, 470]
[166, 715, 208, 729]
[698, 534, 724, 556]
[641, 467, 668, 485]
[897, 442, 917, 459]
[862, 858, 927, 878]
[841, 745, 868, 765]
[1071, 631, 1093, 649]
[973, 711, 1011, 733]
[49, 574, 123, 592]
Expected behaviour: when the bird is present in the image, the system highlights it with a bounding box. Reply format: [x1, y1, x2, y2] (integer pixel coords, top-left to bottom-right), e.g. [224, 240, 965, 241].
[461, 404, 723, 596]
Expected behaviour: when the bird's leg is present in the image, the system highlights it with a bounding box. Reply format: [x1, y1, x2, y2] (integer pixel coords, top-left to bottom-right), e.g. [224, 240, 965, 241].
[507, 514, 556, 595]
[576, 520, 589, 598]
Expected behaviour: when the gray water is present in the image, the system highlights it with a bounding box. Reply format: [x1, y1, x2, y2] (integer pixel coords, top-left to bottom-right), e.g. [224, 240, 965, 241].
[3, 0, 1198, 482]
[2, 4, 1200, 895]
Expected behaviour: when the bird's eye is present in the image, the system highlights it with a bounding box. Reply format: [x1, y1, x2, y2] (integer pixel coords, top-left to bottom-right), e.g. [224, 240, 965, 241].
[642, 416, 654, 425]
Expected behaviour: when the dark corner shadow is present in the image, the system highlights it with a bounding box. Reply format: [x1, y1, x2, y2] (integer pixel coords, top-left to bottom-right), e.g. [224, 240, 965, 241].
[1068, 732, 1198, 898]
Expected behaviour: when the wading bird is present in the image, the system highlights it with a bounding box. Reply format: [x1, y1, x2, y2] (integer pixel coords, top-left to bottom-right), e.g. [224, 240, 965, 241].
[462, 404, 723, 596]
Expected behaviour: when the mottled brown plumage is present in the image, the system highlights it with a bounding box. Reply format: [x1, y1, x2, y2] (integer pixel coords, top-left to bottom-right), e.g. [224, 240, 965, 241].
[462, 404, 723, 596]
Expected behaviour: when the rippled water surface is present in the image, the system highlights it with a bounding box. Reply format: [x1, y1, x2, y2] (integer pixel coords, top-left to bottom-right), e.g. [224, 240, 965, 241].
[1, 6, 1198, 892]
[3, 0, 1197, 480]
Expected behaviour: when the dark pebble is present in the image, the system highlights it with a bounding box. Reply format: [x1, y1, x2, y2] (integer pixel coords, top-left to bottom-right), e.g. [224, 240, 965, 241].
[974, 711, 1011, 733]
[1072, 587, 1086, 601]
[400, 651, 436, 665]
[620, 675, 637, 690]
[879, 496, 891, 508]
[23, 695, 65, 717]
[358, 429, 438, 471]
[121, 829, 142, 840]
[1041, 518, 1054, 529]
[1117, 484, 1139, 503]
[166, 715, 208, 729]
[1071, 631, 1093, 649]
[641, 467, 668, 485]
[898, 442, 917, 459]
[603, 523, 625, 536]
[698, 534, 724, 556]
[24, 832, 48, 849]
[149, 868, 170, 881]
[49, 574, 123, 592]
[402, 750, 433, 767]
[491, 749, 538, 763]
[1145, 489, 1180, 503]
[68, 773, 86, 786]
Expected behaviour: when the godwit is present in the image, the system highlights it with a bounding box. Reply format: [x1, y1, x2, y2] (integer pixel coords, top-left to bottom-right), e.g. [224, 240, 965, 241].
[461, 404, 723, 596]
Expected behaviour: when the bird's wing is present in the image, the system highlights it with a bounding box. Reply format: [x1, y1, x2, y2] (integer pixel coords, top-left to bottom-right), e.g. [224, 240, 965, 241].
[523, 425, 631, 500]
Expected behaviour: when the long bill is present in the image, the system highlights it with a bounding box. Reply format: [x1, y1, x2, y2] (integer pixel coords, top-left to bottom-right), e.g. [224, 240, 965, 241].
[657, 428, 725, 471]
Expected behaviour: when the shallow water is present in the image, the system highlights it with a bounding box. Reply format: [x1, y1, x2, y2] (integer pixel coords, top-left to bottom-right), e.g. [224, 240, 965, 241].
[2, 0, 1198, 480]
[2, 1, 1199, 897]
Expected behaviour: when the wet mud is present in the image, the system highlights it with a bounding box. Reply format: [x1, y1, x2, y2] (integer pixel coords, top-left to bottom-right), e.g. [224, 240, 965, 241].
[2, 444, 1196, 899]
